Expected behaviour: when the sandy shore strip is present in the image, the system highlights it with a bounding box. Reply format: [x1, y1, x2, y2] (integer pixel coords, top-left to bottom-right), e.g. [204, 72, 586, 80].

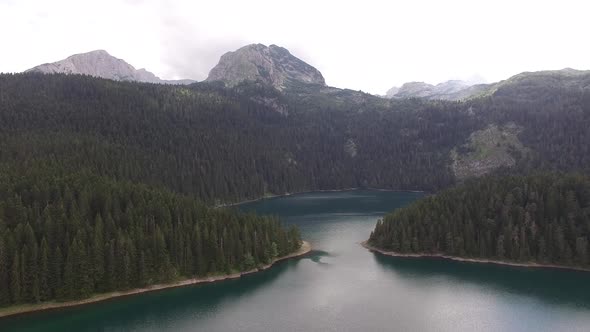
[0, 241, 312, 319]
[361, 240, 590, 273]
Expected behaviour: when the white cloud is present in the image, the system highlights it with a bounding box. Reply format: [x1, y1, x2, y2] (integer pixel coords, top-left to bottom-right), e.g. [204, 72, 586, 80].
[1, 0, 589, 94]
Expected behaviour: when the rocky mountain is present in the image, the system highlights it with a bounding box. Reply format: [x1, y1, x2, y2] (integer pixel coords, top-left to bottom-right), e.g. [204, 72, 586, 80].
[26, 50, 195, 85]
[386, 80, 487, 101]
[384, 86, 400, 98]
[206, 44, 326, 90]
[386, 68, 590, 101]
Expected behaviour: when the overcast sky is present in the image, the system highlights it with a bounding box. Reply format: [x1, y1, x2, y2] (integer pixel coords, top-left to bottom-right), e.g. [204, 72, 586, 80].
[1, 0, 589, 94]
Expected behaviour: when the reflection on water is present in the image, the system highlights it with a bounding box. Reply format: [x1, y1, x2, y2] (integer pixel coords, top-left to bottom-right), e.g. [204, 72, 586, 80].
[373, 253, 590, 309]
[0, 257, 294, 332]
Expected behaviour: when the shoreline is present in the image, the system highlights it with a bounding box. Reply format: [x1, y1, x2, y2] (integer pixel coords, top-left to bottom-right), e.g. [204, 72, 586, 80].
[217, 187, 428, 208]
[361, 241, 590, 273]
[0, 241, 312, 320]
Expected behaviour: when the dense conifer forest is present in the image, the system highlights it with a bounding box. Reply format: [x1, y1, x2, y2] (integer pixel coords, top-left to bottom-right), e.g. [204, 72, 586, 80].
[0, 73, 483, 203]
[1, 73, 589, 206]
[0, 170, 301, 306]
[369, 174, 590, 268]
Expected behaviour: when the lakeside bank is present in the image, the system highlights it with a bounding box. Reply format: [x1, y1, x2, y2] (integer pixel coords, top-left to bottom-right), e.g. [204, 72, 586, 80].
[0, 241, 312, 319]
[361, 241, 590, 273]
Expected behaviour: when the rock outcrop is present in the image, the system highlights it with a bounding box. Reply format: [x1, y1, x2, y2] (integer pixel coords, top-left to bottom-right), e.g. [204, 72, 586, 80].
[206, 44, 325, 90]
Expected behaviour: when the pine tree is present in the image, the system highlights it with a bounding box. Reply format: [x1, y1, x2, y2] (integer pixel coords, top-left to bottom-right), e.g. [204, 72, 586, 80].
[51, 246, 63, 299]
[496, 235, 505, 259]
[0, 235, 9, 305]
[10, 252, 21, 303]
[92, 214, 105, 290]
[39, 238, 50, 301]
[576, 237, 588, 265]
[62, 241, 75, 299]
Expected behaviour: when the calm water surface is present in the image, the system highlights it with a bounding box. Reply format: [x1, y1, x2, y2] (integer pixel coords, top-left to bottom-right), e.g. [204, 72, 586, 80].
[2, 190, 590, 331]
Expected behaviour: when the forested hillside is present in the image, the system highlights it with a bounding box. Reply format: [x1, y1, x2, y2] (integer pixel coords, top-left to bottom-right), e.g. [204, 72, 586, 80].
[469, 71, 590, 174]
[0, 73, 481, 203]
[0, 170, 301, 306]
[2, 71, 588, 206]
[369, 174, 590, 268]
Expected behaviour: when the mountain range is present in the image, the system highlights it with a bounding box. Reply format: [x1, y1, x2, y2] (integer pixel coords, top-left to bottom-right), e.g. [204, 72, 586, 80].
[25, 45, 327, 90]
[6, 44, 590, 197]
[24, 45, 590, 103]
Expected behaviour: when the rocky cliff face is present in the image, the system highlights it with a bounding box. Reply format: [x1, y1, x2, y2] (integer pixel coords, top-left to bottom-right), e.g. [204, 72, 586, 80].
[26, 50, 195, 85]
[206, 44, 326, 90]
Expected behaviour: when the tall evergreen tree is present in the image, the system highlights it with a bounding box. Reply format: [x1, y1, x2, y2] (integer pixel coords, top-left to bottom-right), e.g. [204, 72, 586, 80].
[10, 253, 21, 303]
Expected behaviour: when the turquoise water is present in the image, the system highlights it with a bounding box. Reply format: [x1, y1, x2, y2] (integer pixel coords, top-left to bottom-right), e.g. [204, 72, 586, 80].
[1, 190, 590, 331]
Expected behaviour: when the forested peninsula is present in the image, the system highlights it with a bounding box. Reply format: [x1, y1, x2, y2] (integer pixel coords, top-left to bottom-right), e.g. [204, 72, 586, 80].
[0, 170, 304, 312]
[368, 174, 590, 270]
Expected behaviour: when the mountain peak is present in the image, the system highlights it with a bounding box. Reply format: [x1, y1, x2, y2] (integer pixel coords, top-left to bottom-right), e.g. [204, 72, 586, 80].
[206, 43, 326, 90]
[26, 50, 195, 85]
[386, 80, 482, 101]
[87, 49, 110, 55]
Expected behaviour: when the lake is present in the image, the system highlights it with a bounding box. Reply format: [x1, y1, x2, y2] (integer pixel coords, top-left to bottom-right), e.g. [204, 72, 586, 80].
[2, 190, 590, 331]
